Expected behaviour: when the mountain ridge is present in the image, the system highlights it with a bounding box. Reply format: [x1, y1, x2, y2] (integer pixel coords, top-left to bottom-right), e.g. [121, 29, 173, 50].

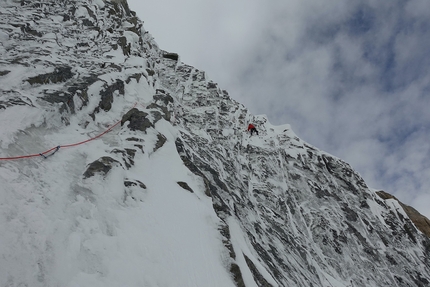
[1, 0, 430, 286]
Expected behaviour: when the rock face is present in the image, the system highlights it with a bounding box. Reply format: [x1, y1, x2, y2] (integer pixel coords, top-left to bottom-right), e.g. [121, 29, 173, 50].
[121, 108, 152, 131]
[377, 190, 430, 238]
[83, 156, 121, 178]
[1, 1, 430, 287]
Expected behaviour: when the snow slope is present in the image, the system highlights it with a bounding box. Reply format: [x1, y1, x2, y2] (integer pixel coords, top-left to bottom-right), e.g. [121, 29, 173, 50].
[0, 121, 236, 287]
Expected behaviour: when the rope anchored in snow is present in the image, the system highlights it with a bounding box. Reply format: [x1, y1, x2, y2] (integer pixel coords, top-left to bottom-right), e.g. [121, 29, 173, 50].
[39, 146, 60, 159]
[0, 103, 139, 161]
[0, 121, 120, 161]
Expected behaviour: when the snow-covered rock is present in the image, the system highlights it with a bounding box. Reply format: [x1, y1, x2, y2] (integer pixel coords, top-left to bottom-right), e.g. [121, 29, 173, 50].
[0, 1, 429, 286]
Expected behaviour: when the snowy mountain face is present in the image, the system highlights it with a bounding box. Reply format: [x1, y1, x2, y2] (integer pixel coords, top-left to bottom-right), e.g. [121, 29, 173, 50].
[1, 0, 430, 286]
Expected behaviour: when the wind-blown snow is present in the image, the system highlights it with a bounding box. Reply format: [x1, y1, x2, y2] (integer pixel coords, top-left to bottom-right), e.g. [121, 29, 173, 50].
[0, 90, 234, 287]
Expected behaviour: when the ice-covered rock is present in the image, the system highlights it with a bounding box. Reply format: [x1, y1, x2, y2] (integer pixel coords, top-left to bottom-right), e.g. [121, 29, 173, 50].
[0, 1, 429, 287]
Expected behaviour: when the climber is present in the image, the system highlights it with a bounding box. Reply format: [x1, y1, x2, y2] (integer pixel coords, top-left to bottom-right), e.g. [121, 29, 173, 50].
[247, 123, 259, 136]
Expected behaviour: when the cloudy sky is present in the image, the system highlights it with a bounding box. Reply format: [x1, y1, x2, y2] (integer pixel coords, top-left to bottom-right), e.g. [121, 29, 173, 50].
[127, 0, 430, 218]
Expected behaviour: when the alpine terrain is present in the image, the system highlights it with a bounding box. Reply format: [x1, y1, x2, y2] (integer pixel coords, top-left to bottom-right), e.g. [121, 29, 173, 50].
[1, 0, 430, 286]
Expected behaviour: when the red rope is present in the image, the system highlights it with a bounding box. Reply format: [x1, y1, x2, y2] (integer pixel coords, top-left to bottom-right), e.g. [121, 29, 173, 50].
[61, 120, 121, 148]
[0, 145, 61, 160]
[0, 103, 139, 161]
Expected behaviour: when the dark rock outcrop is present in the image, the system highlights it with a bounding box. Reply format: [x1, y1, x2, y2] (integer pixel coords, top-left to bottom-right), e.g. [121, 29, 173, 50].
[177, 181, 194, 193]
[26, 66, 74, 85]
[121, 108, 152, 132]
[153, 133, 167, 152]
[162, 52, 179, 61]
[99, 79, 125, 112]
[83, 156, 121, 178]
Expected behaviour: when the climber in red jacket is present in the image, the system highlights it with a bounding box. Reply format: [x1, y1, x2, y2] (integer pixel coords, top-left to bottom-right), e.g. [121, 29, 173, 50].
[247, 123, 258, 136]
